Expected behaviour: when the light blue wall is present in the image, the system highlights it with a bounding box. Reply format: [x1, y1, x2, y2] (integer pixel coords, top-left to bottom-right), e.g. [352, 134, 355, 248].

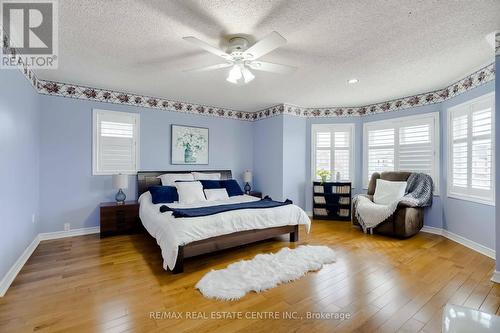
[282, 115, 307, 208]
[38, 95, 253, 233]
[0, 70, 40, 281]
[252, 116, 284, 200]
[252, 115, 308, 208]
[441, 81, 495, 250]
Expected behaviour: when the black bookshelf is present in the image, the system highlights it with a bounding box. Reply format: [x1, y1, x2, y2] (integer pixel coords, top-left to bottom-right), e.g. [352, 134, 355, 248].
[312, 181, 352, 221]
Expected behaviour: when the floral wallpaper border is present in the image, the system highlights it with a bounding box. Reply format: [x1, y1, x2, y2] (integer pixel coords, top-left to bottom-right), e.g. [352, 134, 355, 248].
[253, 63, 495, 120]
[3, 34, 496, 121]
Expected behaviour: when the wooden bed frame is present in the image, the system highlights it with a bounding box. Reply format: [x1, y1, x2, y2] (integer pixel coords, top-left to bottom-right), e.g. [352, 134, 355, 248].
[137, 170, 299, 273]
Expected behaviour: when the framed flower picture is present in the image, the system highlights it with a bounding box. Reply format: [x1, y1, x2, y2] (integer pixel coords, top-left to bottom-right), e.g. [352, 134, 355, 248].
[171, 125, 209, 165]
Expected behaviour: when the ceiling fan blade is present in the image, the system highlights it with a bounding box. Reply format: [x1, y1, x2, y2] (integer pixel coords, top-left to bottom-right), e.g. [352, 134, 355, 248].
[183, 36, 231, 60]
[183, 63, 233, 73]
[244, 31, 287, 60]
[248, 61, 296, 74]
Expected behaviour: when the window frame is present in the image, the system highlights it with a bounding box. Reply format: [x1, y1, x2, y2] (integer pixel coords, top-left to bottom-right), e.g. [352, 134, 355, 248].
[92, 109, 140, 176]
[311, 123, 355, 186]
[363, 112, 440, 192]
[447, 93, 495, 205]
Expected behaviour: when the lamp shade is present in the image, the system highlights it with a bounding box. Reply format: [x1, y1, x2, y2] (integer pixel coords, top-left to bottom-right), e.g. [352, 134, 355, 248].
[243, 170, 252, 183]
[112, 174, 128, 189]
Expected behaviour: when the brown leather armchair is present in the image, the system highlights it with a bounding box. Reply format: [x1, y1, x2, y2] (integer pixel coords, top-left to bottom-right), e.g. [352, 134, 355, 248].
[352, 171, 424, 238]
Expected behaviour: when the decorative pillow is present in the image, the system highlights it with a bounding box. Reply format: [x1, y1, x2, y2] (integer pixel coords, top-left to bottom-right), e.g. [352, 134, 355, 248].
[373, 179, 407, 205]
[220, 179, 244, 197]
[175, 181, 206, 204]
[204, 188, 229, 201]
[199, 179, 222, 189]
[192, 172, 221, 180]
[157, 173, 194, 186]
[149, 186, 178, 204]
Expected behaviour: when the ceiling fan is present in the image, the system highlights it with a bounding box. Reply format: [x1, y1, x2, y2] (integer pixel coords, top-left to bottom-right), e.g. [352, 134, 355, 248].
[182, 31, 296, 85]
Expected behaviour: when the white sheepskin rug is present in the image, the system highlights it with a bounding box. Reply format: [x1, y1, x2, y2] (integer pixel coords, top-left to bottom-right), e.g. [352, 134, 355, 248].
[195, 245, 335, 301]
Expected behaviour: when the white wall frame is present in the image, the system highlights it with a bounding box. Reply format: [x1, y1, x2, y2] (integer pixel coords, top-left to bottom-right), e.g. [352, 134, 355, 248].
[447, 93, 495, 206]
[311, 123, 355, 187]
[92, 109, 140, 176]
[362, 112, 440, 192]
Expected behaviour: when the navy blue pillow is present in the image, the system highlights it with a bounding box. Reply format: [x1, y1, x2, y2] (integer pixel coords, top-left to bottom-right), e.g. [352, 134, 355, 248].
[220, 179, 243, 197]
[149, 186, 178, 204]
[199, 180, 222, 189]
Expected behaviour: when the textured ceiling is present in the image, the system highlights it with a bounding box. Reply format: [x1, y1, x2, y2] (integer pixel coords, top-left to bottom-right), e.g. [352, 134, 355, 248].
[35, 0, 500, 111]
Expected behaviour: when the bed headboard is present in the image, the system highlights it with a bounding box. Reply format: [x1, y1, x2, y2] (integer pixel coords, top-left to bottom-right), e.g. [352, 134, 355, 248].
[137, 170, 233, 197]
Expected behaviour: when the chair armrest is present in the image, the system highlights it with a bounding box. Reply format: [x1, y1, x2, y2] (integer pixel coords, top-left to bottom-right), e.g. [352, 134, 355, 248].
[356, 194, 374, 202]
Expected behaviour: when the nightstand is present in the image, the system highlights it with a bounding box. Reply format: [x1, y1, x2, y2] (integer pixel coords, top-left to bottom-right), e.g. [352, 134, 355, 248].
[100, 201, 140, 238]
[248, 191, 262, 198]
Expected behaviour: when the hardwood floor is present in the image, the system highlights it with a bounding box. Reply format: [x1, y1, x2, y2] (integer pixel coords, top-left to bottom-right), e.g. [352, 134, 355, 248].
[0, 220, 498, 333]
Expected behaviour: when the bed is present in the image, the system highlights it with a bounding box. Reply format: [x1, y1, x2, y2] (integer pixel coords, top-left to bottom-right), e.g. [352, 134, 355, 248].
[137, 170, 311, 273]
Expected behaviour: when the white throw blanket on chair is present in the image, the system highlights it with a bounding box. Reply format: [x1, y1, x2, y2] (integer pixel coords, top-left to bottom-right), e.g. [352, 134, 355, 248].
[353, 173, 434, 233]
[354, 196, 399, 233]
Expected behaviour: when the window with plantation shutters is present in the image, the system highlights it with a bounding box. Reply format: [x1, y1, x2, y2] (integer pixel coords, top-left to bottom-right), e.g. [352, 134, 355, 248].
[93, 109, 140, 175]
[312, 124, 354, 184]
[448, 93, 494, 204]
[363, 113, 439, 189]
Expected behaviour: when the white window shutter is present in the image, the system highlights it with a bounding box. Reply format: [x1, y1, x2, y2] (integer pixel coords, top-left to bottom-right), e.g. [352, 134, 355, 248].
[367, 128, 395, 183]
[448, 93, 494, 203]
[364, 113, 439, 189]
[93, 110, 140, 175]
[312, 125, 354, 184]
[399, 124, 433, 175]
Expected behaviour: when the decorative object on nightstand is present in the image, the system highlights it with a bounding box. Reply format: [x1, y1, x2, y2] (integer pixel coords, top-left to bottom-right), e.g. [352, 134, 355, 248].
[243, 170, 252, 194]
[249, 191, 262, 198]
[313, 181, 352, 221]
[113, 174, 128, 204]
[100, 201, 140, 237]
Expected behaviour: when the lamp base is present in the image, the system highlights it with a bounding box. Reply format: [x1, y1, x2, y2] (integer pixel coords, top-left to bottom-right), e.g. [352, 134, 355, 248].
[244, 182, 251, 194]
[115, 188, 126, 205]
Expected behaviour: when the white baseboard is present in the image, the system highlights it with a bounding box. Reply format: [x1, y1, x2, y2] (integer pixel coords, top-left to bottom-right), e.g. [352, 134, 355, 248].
[0, 226, 100, 297]
[421, 226, 495, 259]
[492, 271, 500, 283]
[421, 226, 443, 236]
[306, 211, 313, 218]
[0, 235, 40, 297]
[38, 226, 100, 241]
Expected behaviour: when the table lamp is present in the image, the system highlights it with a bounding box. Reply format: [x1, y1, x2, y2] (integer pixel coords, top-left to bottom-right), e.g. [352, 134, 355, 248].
[112, 174, 128, 205]
[243, 170, 252, 194]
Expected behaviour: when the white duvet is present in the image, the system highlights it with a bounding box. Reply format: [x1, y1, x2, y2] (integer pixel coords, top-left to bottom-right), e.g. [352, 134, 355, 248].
[138, 192, 311, 271]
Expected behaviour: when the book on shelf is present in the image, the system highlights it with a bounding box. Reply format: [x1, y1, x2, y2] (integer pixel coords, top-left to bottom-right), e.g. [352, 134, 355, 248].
[313, 196, 326, 204]
[338, 197, 350, 205]
[313, 208, 328, 216]
[337, 208, 350, 217]
[313, 185, 324, 193]
[332, 185, 350, 194]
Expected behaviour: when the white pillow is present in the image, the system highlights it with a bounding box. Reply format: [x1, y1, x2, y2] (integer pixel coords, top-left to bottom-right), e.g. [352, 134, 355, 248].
[175, 181, 206, 204]
[192, 172, 221, 180]
[204, 188, 229, 201]
[373, 179, 407, 205]
[157, 173, 194, 186]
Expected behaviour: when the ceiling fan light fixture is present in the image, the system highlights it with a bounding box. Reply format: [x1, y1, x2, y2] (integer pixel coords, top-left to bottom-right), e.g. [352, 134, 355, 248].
[241, 66, 255, 83]
[226, 65, 242, 84]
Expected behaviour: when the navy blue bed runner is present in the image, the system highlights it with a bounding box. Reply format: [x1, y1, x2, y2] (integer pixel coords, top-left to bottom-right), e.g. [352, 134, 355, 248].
[160, 197, 293, 218]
